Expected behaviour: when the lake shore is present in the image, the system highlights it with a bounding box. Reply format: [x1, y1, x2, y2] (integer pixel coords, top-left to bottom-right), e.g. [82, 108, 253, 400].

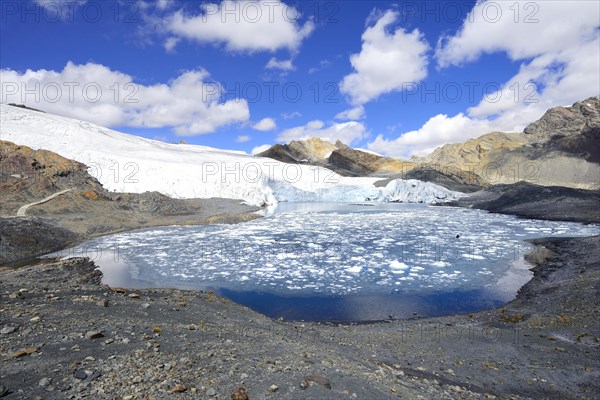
[1, 229, 598, 399]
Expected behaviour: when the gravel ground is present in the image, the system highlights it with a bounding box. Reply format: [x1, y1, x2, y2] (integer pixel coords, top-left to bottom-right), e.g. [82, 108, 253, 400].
[1, 235, 598, 400]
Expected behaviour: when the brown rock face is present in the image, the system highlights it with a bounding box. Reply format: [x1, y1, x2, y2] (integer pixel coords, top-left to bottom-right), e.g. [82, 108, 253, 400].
[414, 98, 600, 190]
[524, 97, 599, 139]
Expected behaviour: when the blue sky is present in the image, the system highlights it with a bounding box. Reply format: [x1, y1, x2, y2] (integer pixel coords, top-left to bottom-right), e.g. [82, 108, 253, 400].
[1, 0, 598, 157]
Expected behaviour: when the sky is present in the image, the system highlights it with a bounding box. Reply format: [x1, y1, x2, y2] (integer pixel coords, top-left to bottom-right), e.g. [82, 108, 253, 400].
[1, 0, 598, 158]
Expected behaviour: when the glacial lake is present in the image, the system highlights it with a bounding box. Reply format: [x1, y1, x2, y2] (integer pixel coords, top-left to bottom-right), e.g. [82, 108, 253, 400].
[49, 203, 599, 322]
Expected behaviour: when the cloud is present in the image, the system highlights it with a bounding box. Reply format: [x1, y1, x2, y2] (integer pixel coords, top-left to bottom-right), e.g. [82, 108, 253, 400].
[236, 135, 251, 143]
[277, 120, 368, 145]
[434, 0, 599, 119]
[365, 96, 575, 159]
[370, 0, 598, 159]
[0, 61, 249, 136]
[34, 0, 87, 9]
[367, 113, 495, 158]
[33, 0, 87, 20]
[163, 37, 180, 53]
[435, 1, 599, 68]
[281, 111, 301, 120]
[335, 106, 365, 120]
[156, 0, 174, 10]
[251, 144, 272, 155]
[339, 10, 429, 105]
[308, 59, 332, 74]
[252, 117, 277, 131]
[265, 57, 295, 71]
[368, 1, 600, 159]
[165, 0, 314, 52]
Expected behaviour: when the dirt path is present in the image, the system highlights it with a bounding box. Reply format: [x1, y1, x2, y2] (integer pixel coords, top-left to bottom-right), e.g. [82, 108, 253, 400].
[16, 189, 72, 217]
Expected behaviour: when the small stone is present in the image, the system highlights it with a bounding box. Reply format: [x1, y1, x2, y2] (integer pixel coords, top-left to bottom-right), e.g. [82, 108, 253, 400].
[231, 386, 248, 400]
[74, 369, 87, 380]
[11, 350, 27, 359]
[84, 356, 95, 362]
[171, 384, 187, 393]
[85, 371, 102, 383]
[142, 303, 150, 309]
[133, 376, 142, 384]
[105, 338, 114, 344]
[303, 375, 331, 389]
[30, 316, 40, 323]
[123, 396, 134, 400]
[0, 326, 17, 335]
[206, 388, 217, 396]
[96, 299, 109, 307]
[268, 384, 279, 392]
[240, 373, 248, 380]
[39, 378, 51, 387]
[19, 288, 28, 293]
[128, 293, 140, 299]
[188, 324, 197, 330]
[85, 331, 104, 340]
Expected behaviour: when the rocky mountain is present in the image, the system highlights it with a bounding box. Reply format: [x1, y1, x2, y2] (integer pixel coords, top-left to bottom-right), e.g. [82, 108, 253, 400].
[415, 97, 600, 189]
[259, 98, 599, 191]
[256, 137, 413, 176]
[256, 138, 485, 192]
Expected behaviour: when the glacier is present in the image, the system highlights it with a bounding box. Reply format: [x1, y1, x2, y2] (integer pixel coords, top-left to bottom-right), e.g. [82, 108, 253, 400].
[0, 104, 464, 206]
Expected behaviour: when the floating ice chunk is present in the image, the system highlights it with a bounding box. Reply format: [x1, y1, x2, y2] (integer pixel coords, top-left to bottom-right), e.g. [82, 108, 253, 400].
[431, 261, 450, 267]
[389, 260, 409, 270]
[346, 266, 362, 274]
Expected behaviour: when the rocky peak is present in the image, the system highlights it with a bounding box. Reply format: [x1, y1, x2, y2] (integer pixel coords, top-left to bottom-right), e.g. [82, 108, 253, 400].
[524, 97, 599, 139]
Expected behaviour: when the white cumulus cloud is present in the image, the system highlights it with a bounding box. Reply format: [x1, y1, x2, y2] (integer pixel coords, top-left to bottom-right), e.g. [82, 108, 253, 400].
[371, 1, 600, 159]
[435, 0, 599, 68]
[277, 120, 368, 145]
[0, 62, 250, 136]
[252, 117, 277, 131]
[165, 0, 314, 53]
[339, 10, 429, 105]
[335, 106, 365, 120]
[265, 57, 295, 71]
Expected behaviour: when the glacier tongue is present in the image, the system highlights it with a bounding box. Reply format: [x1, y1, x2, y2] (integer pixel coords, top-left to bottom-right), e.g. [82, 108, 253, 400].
[0, 104, 465, 205]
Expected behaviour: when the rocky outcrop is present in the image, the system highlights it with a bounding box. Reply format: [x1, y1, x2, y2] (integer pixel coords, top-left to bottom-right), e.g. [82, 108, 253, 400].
[256, 137, 338, 164]
[0, 217, 79, 265]
[0, 140, 104, 214]
[415, 98, 600, 190]
[375, 165, 487, 193]
[524, 97, 599, 139]
[447, 181, 600, 223]
[413, 132, 528, 168]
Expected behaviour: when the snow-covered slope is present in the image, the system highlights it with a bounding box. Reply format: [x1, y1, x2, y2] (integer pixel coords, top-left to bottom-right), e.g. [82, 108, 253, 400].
[0, 104, 464, 205]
